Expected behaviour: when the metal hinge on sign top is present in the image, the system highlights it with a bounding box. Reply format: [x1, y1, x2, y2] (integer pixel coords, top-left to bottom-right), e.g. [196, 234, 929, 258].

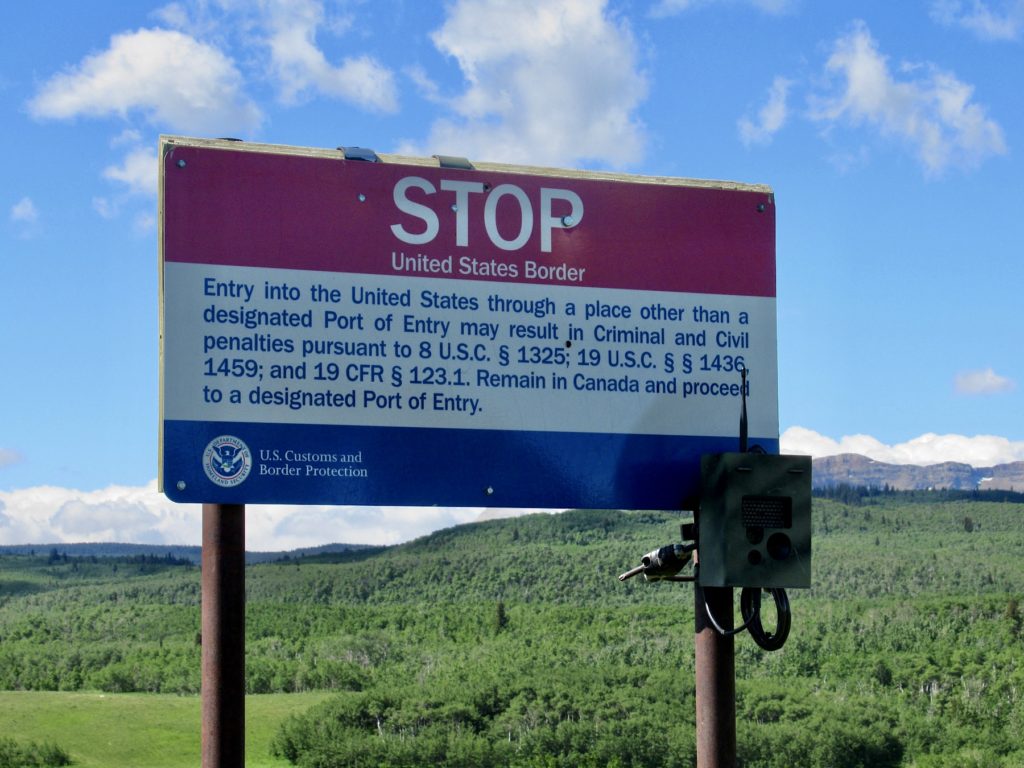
[434, 155, 474, 170]
[339, 146, 380, 163]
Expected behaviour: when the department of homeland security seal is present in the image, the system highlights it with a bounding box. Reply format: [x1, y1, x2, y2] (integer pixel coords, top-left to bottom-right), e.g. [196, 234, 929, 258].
[202, 436, 253, 487]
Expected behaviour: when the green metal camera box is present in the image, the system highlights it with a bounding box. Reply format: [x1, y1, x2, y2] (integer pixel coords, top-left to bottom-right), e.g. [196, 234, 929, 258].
[698, 453, 812, 588]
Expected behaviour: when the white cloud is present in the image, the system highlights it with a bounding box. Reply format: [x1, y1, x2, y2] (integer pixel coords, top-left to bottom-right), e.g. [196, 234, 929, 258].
[650, 0, 794, 16]
[103, 146, 158, 196]
[51, 499, 164, 543]
[92, 197, 119, 219]
[9, 197, 38, 224]
[406, 64, 442, 103]
[260, 0, 397, 112]
[954, 367, 1016, 395]
[28, 27, 262, 135]
[263, 504, 482, 552]
[403, 0, 648, 168]
[110, 128, 143, 147]
[738, 76, 792, 146]
[153, 2, 191, 29]
[930, 0, 1024, 41]
[825, 144, 871, 174]
[0, 482, 197, 546]
[782, 426, 1024, 467]
[147, 0, 396, 112]
[810, 21, 1006, 175]
[0, 448, 24, 468]
[0, 481, 538, 549]
[134, 212, 157, 232]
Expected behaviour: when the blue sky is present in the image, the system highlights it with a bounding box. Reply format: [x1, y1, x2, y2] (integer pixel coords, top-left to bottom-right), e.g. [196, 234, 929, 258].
[2, 0, 1022, 548]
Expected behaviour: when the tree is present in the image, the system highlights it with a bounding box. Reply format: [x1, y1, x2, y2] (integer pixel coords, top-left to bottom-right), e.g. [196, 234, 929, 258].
[494, 600, 509, 635]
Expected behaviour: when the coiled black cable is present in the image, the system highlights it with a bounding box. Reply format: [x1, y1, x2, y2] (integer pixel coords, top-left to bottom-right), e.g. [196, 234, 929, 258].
[740, 587, 791, 651]
[702, 587, 791, 651]
[701, 592, 758, 637]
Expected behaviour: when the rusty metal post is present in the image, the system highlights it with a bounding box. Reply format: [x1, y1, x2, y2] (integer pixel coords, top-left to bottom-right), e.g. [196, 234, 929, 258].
[695, 584, 737, 768]
[202, 503, 246, 768]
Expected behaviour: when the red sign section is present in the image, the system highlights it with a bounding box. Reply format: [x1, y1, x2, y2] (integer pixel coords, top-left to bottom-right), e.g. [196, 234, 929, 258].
[163, 144, 775, 297]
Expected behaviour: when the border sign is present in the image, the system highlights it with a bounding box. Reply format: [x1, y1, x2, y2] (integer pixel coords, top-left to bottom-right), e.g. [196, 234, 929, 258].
[159, 136, 778, 509]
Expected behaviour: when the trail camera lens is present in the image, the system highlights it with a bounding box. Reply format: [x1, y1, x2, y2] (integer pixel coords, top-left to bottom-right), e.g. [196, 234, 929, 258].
[766, 533, 792, 561]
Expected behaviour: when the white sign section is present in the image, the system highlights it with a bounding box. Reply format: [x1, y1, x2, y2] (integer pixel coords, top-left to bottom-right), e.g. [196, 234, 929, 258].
[159, 137, 779, 509]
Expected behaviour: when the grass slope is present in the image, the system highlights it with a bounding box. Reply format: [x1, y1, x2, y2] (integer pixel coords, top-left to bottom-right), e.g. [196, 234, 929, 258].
[0, 691, 332, 768]
[1, 494, 1022, 766]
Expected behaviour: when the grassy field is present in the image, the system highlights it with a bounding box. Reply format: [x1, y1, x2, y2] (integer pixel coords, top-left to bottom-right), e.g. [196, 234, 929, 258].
[0, 690, 332, 767]
[2, 497, 1023, 766]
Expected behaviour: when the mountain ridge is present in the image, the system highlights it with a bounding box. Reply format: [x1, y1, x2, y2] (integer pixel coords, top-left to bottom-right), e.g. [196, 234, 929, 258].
[0, 540, 373, 564]
[812, 453, 1024, 491]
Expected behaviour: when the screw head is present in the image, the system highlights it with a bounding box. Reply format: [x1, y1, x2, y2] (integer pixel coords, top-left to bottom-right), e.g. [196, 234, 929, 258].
[358, 193, 366, 202]
[757, 203, 766, 213]
[176, 159, 186, 169]
[561, 215, 575, 227]
[485, 486, 494, 496]
[176, 480, 186, 491]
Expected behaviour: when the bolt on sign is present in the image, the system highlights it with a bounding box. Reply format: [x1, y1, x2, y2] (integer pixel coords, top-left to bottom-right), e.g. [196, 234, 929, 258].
[159, 136, 778, 509]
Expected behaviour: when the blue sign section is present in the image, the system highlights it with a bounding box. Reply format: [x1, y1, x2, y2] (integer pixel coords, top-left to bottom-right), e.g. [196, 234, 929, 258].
[164, 419, 778, 509]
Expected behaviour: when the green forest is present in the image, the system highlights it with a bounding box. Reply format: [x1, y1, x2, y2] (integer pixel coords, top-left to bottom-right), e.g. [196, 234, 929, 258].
[1, 493, 1022, 767]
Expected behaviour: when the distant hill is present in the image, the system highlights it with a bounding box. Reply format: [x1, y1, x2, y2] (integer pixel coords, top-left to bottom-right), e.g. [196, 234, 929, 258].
[3, 499, 1024, 766]
[813, 453, 1024, 491]
[0, 541, 374, 564]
